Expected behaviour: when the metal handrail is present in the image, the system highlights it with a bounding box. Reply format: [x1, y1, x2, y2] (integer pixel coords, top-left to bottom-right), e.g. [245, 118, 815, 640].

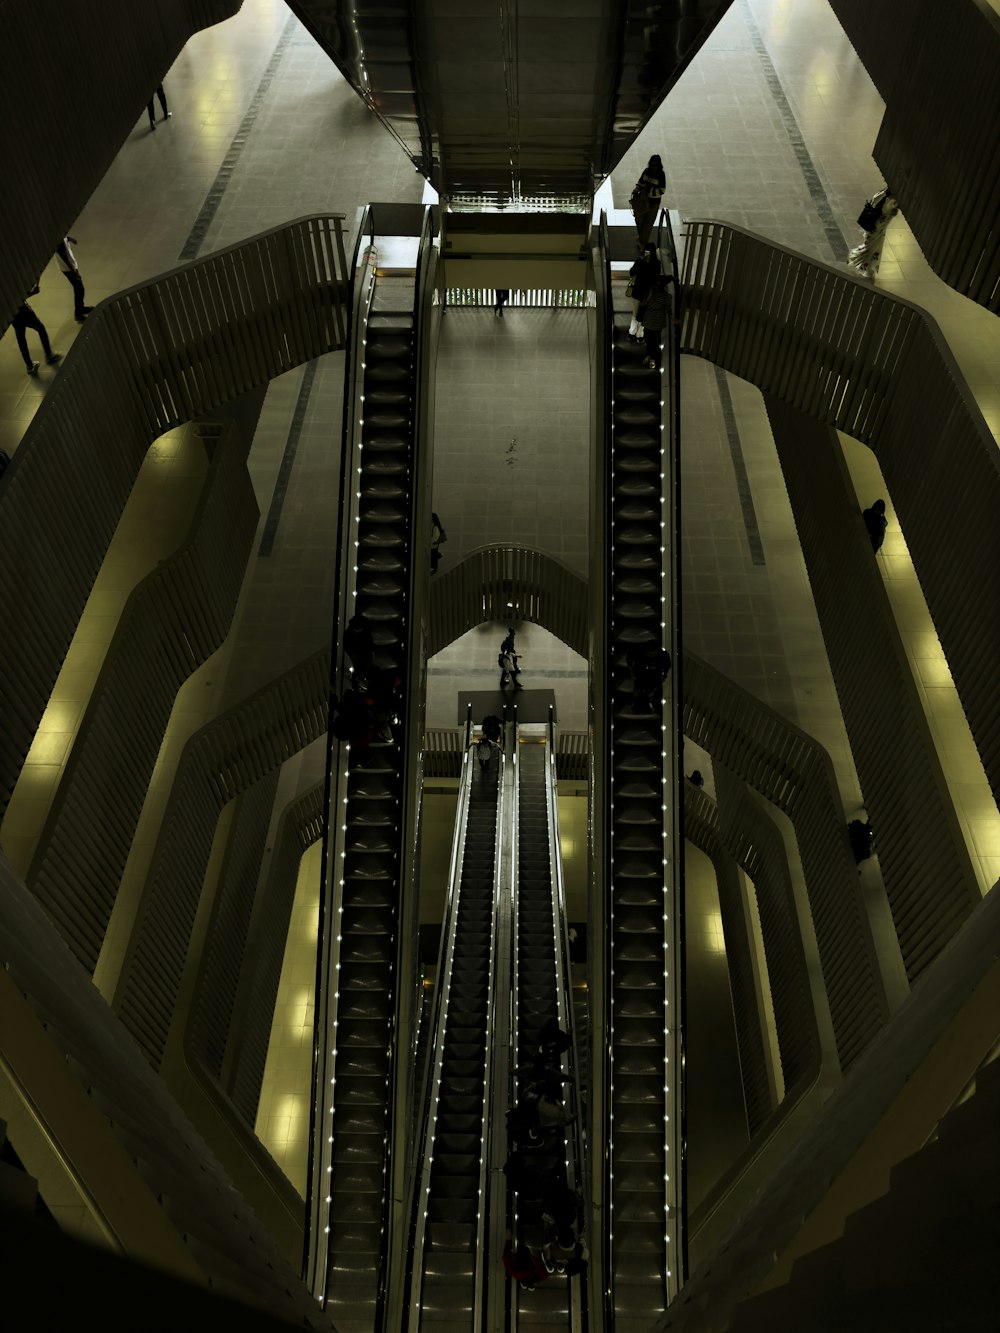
[663, 210, 688, 1288]
[594, 209, 615, 1333]
[659, 210, 686, 1293]
[505, 704, 520, 1333]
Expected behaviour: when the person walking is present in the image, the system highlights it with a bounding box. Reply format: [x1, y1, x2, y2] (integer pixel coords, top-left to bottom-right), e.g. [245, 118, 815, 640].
[629, 154, 666, 249]
[848, 187, 898, 282]
[343, 613, 376, 682]
[148, 83, 172, 131]
[626, 245, 659, 341]
[499, 645, 522, 690]
[862, 498, 887, 552]
[640, 274, 671, 370]
[11, 297, 62, 376]
[55, 237, 93, 323]
[494, 288, 510, 317]
[498, 627, 522, 689]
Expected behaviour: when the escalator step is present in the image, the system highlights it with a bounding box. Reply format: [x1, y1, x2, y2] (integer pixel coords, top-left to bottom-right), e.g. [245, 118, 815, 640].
[440, 1062, 484, 1081]
[437, 1080, 483, 1099]
[326, 1221, 381, 1251]
[435, 1114, 482, 1135]
[435, 1096, 482, 1117]
[427, 1199, 477, 1224]
[426, 1222, 476, 1251]
[335, 1050, 388, 1080]
[612, 1074, 664, 1104]
[432, 1146, 482, 1178]
[332, 1079, 387, 1106]
[330, 1162, 384, 1193]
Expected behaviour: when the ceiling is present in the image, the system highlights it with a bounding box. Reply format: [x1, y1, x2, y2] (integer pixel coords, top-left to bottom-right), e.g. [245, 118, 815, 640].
[286, 0, 734, 210]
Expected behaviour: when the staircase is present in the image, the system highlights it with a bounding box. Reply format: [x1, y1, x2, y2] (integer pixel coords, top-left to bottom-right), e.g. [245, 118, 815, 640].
[728, 1056, 1000, 1332]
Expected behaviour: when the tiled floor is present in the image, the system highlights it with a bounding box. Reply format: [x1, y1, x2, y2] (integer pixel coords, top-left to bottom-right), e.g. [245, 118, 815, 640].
[432, 309, 591, 580]
[2, 0, 997, 1221]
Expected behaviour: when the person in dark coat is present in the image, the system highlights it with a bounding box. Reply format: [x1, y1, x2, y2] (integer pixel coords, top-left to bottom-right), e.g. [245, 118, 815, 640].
[481, 714, 503, 744]
[331, 689, 376, 747]
[494, 288, 510, 317]
[503, 1152, 559, 1199]
[848, 818, 875, 863]
[640, 274, 671, 370]
[343, 614, 375, 681]
[862, 499, 887, 552]
[537, 1018, 570, 1061]
[627, 245, 660, 341]
[627, 644, 672, 712]
[629, 154, 666, 248]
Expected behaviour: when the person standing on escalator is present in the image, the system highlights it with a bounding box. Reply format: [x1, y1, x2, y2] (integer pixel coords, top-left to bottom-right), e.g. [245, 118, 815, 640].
[471, 732, 501, 774]
[481, 713, 503, 745]
[627, 244, 659, 342]
[641, 274, 671, 371]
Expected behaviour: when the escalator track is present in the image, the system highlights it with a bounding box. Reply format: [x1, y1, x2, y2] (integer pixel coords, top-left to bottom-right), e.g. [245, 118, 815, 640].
[606, 305, 677, 1329]
[510, 736, 582, 1330]
[407, 739, 504, 1330]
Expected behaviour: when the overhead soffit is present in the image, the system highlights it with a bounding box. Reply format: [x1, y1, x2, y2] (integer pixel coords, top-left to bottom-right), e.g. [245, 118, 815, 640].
[288, 0, 734, 209]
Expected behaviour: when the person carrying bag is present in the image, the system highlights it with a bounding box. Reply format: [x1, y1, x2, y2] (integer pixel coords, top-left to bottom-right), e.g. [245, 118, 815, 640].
[630, 154, 666, 248]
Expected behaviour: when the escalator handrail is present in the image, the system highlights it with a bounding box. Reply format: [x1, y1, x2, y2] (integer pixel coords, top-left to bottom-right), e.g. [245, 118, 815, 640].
[661, 208, 688, 1288]
[504, 707, 521, 1333]
[305, 204, 377, 1297]
[594, 210, 616, 1333]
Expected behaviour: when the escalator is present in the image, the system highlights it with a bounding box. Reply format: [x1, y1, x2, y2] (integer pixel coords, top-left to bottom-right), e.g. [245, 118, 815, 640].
[593, 215, 684, 1330]
[308, 212, 431, 1332]
[509, 726, 585, 1330]
[405, 729, 506, 1329]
